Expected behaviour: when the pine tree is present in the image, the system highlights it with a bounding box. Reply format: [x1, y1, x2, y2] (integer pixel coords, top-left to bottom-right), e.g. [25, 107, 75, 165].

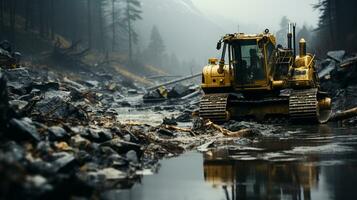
[147, 25, 165, 67]
[275, 16, 290, 47]
[122, 0, 142, 64]
[96, 0, 107, 52]
[87, 0, 92, 49]
[111, 0, 117, 51]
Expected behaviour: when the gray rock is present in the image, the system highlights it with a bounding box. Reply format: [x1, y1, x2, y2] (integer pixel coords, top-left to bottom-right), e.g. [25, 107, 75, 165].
[168, 84, 191, 98]
[33, 96, 87, 121]
[85, 80, 99, 87]
[107, 154, 127, 167]
[327, 50, 346, 62]
[126, 150, 138, 163]
[4, 68, 33, 95]
[175, 111, 192, 122]
[143, 90, 165, 102]
[85, 128, 113, 143]
[36, 141, 53, 156]
[119, 101, 131, 107]
[157, 128, 175, 137]
[30, 160, 55, 175]
[75, 150, 92, 164]
[30, 88, 41, 96]
[9, 100, 28, 110]
[101, 138, 141, 154]
[32, 82, 60, 92]
[88, 167, 126, 180]
[48, 126, 69, 141]
[128, 89, 138, 94]
[319, 59, 337, 79]
[8, 118, 40, 142]
[52, 152, 76, 173]
[3, 141, 25, 162]
[26, 175, 48, 188]
[71, 134, 90, 148]
[162, 117, 178, 125]
[123, 134, 131, 142]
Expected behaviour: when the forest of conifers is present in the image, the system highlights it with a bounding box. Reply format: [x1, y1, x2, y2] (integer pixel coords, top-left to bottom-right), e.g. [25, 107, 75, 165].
[314, 0, 357, 53]
[0, 0, 356, 59]
[0, 0, 142, 58]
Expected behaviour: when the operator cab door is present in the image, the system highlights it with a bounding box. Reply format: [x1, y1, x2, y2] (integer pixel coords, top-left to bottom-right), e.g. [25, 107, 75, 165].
[231, 40, 268, 87]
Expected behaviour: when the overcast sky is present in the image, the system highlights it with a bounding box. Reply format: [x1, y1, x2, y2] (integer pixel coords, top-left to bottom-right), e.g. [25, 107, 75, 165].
[191, 0, 320, 31]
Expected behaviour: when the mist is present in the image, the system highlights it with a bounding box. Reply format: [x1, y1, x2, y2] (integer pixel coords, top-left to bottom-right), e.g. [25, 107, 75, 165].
[1, 0, 354, 76]
[192, 0, 320, 31]
[136, 0, 321, 74]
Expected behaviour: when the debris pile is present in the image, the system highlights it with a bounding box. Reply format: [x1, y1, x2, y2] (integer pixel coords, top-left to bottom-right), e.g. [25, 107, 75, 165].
[143, 73, 202, 103]
[143, 83, 200, 103]
[0, 64, 252, 199]
[318, 50, 357, 124]
[0, 40, 21, 69]
[319, 50, 357, 92]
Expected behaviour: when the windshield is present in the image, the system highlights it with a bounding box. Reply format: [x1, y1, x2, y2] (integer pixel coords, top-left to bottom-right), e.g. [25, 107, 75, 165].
[231, 40, 265, 85]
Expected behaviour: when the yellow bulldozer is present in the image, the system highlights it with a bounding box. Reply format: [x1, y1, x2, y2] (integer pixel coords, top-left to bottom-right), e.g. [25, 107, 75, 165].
[199, 24, 331, 124]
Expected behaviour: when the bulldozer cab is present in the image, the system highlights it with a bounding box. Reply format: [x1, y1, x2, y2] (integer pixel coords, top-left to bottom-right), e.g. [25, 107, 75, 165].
[231, 39, 266, 86]
[221, 34, 276, 90]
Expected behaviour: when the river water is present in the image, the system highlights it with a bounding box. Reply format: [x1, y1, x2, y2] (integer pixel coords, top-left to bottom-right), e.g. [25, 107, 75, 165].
[111, 123, 357, 200]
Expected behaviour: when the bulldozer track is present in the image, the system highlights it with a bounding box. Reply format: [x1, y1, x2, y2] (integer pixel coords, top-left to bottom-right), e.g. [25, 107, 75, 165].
[199, 94, 229, 123]
[289, 88, 319, 123]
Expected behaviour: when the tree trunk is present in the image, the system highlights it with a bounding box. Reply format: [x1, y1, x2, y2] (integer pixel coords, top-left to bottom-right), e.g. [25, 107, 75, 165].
[39, 0, 45, 37]
[87, 0, 92, 49]
[70, 1, 78, 42]
[10, 0, 16, 44]
[24, 0, 31, 31]
[98, 0, 105, 52]
[330, 107, 357, 122]
[50, 0, 55, 40]
[0, 0, 4, 32]
[126, 0, 132, 64]
[327, 0, 335, 48]
[112, 0, 116, 51]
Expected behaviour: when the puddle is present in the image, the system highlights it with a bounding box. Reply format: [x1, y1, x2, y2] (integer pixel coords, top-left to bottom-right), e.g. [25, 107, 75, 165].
[115, 94, 184, 126]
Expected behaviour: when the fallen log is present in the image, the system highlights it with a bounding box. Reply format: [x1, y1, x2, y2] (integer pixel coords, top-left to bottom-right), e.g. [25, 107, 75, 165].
[164, 125, 196, 136]
[146, 72, 201, 91]
[180, 90, 202, 100]
[330, 107, 357, 121]
[340, 56, 357, 68]
[205, 121, 254, 137]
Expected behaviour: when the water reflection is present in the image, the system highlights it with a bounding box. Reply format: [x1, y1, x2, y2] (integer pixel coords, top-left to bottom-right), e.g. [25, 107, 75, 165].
[204, 149, 319, 200]
[121, 125, 357, 200]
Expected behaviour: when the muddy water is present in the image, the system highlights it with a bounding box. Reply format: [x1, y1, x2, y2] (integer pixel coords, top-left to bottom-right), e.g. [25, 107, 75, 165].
[112, 124, 357, 200]
[115, 94, 189, 126]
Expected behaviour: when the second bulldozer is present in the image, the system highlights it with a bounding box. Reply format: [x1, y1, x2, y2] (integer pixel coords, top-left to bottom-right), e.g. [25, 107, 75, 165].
[199, 25, 331, 124]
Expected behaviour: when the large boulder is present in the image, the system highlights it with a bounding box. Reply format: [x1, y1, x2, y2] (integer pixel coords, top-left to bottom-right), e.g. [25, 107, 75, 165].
[168, 84, 191, 98]
[8, 118, 41, 142]
[327, 50, 346, 62]
[3, 68, 33, 95]
[32, 96, 87, 122]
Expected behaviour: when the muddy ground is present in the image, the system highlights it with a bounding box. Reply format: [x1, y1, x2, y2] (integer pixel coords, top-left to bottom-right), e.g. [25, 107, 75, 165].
[0, 63, 250, 199]
[0, 50, 357, 199]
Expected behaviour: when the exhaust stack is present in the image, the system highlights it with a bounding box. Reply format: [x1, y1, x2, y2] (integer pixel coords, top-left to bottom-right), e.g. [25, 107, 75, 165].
[293, 23, 296, 58]
[299, 38, 307, 57]
[287, 23, 292, 49]
[218, 42, 227, 74]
